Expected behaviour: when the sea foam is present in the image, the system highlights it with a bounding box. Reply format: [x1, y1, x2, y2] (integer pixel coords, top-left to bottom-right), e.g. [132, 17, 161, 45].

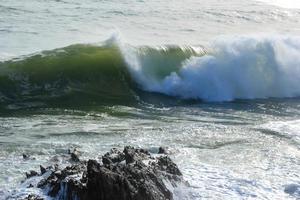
[123, 35, 300, 101]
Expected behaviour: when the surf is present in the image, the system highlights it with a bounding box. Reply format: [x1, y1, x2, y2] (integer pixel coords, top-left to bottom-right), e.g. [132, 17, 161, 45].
[123, 35, 300, 102]
[1, 35, 300, 110]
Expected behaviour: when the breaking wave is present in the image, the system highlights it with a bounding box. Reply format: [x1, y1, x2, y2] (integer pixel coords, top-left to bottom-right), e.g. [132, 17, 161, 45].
[123, 35, 300, 102]
[1, 34, 300, 109]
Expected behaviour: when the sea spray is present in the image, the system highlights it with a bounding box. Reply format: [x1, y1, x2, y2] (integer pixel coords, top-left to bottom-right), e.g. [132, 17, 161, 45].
[123, 35, 300, 101]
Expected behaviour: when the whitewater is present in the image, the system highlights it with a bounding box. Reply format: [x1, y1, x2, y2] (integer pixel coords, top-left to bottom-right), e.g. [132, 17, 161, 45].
[1, 0, 300, 199]
[121, 35, 300, 101]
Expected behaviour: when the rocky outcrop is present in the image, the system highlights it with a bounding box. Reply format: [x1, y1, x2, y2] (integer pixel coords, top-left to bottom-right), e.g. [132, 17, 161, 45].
[24, 146, 183, 200]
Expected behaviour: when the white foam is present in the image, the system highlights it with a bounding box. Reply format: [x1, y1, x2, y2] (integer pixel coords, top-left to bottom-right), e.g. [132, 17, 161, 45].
[260, 119, 300, 143]
[123, 35, 300, 102]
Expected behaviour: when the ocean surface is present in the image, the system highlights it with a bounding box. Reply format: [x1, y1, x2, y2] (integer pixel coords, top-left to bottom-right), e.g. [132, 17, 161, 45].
[1, 0, 300, 199]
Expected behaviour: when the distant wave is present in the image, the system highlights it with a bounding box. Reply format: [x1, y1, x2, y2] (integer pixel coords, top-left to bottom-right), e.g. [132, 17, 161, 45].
[0, 35, 300, 109]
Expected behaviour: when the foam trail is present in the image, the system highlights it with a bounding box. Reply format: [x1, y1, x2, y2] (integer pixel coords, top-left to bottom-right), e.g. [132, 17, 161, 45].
[123, 35, 300, 102]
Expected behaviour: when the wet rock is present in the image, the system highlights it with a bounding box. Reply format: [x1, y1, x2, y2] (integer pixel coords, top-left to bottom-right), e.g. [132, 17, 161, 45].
[25, 170, 39, 179]
[28, 146, 183, 200]
[23, 153, 36, 160]
[49, 155, 61, 163]
[23, 154, 30, 160]
[37, 178, 47, 188]
[39, 165, 46, 175]
[156, 156, 182, 176]
[24, 194, 44, 200]
[102, 148, 125, 165]
[69, 148, 81, 162]
[54, 170, 62, 177]
[158, 147, 167, 154]
[123, 146, 150, 164]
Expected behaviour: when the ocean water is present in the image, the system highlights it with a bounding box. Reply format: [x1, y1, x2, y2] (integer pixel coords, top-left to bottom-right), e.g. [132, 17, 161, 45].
[0, 0, 300, 199]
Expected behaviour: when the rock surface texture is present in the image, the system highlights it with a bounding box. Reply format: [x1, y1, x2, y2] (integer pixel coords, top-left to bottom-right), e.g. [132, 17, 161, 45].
[24, 146, 183, 200]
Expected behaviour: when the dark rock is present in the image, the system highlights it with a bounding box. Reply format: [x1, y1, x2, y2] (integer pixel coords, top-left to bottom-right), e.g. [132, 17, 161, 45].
[49, 155, 61, 163]
[102, 148, 125, 165]
[156, 156, 182, 176]
[54, 170, 62, 178]
[23, 154, 30, 160]
[40, 165, 46, 175]
[37, 178, 47, 188]
[24, 194, 44, 200]
[158, 147, 167, 154]
[23, 153, 36, 160]
[26, 170, 39, 179]
[69, 148, 81, 162]
[27, 146, 183, 200]
[71, 152, 80, 162]
[123, 146, 150, 164]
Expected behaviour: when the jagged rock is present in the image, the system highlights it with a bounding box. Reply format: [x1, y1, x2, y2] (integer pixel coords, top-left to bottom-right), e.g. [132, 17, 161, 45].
[23, 154, 30, 160]
[28, 146, 183, 200]
[123, 146, 151, 164]
[37, 178, 47, 188]
[102, 148, 125, 165]
[158, 147, 167, 154]
[23, 153, 36, 160]
[24, 194, 44, 200]
[156, 156, 182, 176]
[39, 165, 46, 175]
[25, 170, 38, 179]
[69, 148, 81, 162]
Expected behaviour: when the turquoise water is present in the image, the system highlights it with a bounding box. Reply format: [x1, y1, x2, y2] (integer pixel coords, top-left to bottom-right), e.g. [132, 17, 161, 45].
[1, 0, 300, 199]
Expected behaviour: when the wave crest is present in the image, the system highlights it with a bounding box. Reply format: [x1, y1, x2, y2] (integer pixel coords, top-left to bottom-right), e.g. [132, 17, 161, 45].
[124, 35, 300, 101]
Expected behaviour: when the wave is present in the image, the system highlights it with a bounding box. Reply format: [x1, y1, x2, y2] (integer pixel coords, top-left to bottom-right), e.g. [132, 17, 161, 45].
[0, 35, 300, 109]
[123, 35, 300, 102]
[0, 38, 200, 109]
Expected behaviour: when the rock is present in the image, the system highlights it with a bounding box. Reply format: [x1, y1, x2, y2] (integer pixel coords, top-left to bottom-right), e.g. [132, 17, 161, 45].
[24, 194, 44, 200]
[123, 146, 150, 164]
[158, 147, 167, 154]
[49, 155, 61, 163]
[25, 170, 39, 179]
[23, 154, 30, 160]
[40, 165, 46, 175]
[86, 158, 172, 200]
[37, 178, 47, 188]
[69, 148, 81, 162]
[28, 146, 184, 200]
[54, 170, 62, 177]
[156, 156, 182, 176]
[102, 148, 125, 165]
[23, 153, 36, 160]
